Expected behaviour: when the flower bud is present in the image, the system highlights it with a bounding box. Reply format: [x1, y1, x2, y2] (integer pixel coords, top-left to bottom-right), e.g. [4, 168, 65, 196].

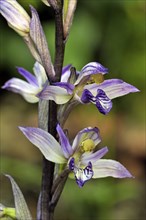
[41, 0, 50, 6]
[0, 0, 30, 36]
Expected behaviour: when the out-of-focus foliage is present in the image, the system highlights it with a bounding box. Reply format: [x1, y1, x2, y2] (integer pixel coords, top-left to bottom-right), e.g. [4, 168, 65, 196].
[0, 0, 145, 219]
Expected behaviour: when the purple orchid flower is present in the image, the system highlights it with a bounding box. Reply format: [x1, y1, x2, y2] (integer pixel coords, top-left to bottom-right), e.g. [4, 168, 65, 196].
[39, 61, 139, 114]
[19, 124, 133, 188]
[2, 62, 72, 104]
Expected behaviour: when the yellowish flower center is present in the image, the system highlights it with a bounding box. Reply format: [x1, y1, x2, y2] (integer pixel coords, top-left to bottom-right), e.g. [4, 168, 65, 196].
[81, 139, 95, 152]
[87, 73, 104, 84]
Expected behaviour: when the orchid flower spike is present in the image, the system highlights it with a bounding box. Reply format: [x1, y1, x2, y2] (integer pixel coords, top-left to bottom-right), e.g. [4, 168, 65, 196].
[19, 124, 133, 188]
[39, 61, 139, 115]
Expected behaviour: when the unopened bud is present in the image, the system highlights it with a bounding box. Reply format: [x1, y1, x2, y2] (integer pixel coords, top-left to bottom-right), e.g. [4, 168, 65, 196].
[0, 0, 30, 37]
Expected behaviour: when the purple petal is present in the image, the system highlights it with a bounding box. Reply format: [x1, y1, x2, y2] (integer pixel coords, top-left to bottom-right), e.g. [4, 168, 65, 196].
[74, 162, 94, 188]
[81, 89, 113, 114]
[95, 89, 113, 114]
[53, 82, 74, 95]
[69, 157, 75, 171]
[72, 127, 101, 152]
[17, 67, 38, 86]
[93, 159, 133, 179]
[81, 62, 108, 75]
[85, 79, 140, 100]
[81, 89, 93, 103]
[56, 124, 73, 158]
[75, 62, 108, 85]
[19, 126, 66, 163]
[81, 147, 108, 165]
[61, 64, 72, 82]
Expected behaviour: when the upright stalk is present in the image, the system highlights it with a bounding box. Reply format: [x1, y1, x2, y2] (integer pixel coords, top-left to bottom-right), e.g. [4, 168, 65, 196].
[37, 1, 65, 219]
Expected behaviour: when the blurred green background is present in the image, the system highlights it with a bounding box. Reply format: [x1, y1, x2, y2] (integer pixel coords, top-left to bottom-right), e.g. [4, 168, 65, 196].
[0, 0, 145, 219]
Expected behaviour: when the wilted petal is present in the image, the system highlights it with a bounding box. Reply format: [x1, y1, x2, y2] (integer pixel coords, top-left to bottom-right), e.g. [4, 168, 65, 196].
[72, 127, 101, 152]
[81, 147, 108, 165]
[19, 127, 66, 163]
[37, 85, 72, 104]
[92, 159, 133, 179]
[75, 62, 108, 85]
[17, 66, 38, 86]
[56, 124, 73, 158]
[2, 78, 39, 103]
[85, 79, 139, 100]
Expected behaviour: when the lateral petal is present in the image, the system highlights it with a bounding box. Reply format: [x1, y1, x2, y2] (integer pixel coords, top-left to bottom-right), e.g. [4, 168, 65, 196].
[81, 147, 108, 165]
[56, 124, 73, 158]
[19, 127, 66, 164]
[17, 66, 38, 86]
[92, 159, 133, 178]
[85, 79, 139, 99]
[37, 85, 72, 104]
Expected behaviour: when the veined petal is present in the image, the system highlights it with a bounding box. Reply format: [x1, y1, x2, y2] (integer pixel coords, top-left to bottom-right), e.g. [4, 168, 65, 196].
[37, 85, 72, 104]
[19, 127, 66, 164]
[33, 62, 47, 88]
[72, 127, 101, 152]
[92, 159, 133, 179]
[85, 79, 139, 100]
[16, 67, 38, 86]
[2, 78, 39, 103]
[0, 0, 30, 37]
[61, 64, 72, 82]
[56, 124, 73, 158]
[81, 89, 113, 114]
[95, 89, 112, 114]
[53, 82, 74, 95]
[81, 147, 108, 165]
[74, 162, 93, 187]
[75, 62, 108, 85]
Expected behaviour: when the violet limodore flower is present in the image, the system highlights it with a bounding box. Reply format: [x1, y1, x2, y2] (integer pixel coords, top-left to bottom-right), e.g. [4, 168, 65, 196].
[19, 124, 133, 188]
[2, 62, 72, 103]
[38, 61, 139, 115]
